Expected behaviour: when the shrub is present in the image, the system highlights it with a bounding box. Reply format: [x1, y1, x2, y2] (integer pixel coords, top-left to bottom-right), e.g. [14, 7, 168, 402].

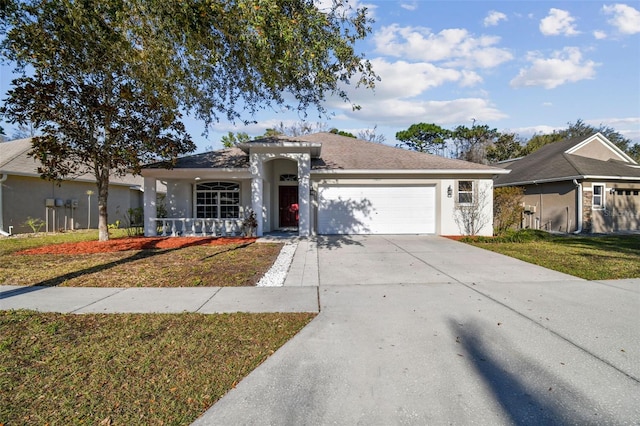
[494, 187, 524, 235]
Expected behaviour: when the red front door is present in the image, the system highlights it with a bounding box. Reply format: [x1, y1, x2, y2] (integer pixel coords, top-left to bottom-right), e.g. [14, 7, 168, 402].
[279, 186, 299, 227]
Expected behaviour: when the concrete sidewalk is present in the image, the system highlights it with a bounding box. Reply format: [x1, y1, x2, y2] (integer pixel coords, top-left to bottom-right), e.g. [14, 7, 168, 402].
[0, 285, 319, 313]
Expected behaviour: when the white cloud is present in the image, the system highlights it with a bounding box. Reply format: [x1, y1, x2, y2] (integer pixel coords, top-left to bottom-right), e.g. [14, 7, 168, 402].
[603, 3, 640, 35]
[363, 58, 482, 100]
[593, 30, 608, 39]
[400, 2, 418, 11]
[339, 97, 507, 126]
[374, 25, 513, 68]
[484, 11, 507, 27]
[510, 47, 599, 89]
[540, 8, 580, 36]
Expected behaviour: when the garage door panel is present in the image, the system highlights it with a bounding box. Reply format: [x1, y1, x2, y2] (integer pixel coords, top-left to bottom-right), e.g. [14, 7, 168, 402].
[318, 185, 435, 235]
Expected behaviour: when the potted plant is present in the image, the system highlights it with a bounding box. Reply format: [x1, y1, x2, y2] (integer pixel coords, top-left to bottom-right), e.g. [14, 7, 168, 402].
[242, 209, 258, 237]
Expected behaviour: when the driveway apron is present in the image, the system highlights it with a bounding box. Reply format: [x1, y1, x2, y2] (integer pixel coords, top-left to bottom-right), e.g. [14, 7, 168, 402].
[194, 235, 640, 425]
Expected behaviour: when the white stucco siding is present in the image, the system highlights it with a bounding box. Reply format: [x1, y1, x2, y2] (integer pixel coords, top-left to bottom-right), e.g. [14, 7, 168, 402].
[317, 184, 436, 235]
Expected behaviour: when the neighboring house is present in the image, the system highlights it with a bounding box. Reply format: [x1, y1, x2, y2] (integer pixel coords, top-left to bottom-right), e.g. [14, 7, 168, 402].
[141, 132, 508, 237]
[0, 138, 150, 235]
[494, 133, 640, 233]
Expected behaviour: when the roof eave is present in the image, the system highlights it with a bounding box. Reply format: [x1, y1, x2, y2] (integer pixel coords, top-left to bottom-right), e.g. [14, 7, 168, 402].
[311, 168, 509, 176]
[141, 167, 251, 179]
[495, 174, 640, 187]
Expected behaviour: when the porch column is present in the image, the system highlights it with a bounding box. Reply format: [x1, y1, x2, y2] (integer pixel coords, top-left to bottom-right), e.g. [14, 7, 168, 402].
[297, 153, 311, 237]
[143, 176, 157, 236]
[250, 153, 265, 236]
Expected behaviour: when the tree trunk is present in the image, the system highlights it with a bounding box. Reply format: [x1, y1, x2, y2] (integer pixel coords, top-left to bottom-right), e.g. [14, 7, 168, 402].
[96, 171, 110, 242]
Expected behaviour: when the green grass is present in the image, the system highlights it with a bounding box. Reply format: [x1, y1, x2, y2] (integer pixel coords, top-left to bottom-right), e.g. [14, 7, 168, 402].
[0, 231, 315, 424]
[0, 231, 282, 287]
[464, 230, 640, 280]
[0, 310, 315, 425]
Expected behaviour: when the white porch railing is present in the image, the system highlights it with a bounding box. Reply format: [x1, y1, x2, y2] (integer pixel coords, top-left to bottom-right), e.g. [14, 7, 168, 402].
[151, 218, 245, 237]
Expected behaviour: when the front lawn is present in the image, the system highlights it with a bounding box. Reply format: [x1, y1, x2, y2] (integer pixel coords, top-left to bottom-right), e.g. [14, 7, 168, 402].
[0, 231, 315, 424]
[464, 230, 640, 280]
[0, 310, 315, 425]
[0, 231, 282, 287]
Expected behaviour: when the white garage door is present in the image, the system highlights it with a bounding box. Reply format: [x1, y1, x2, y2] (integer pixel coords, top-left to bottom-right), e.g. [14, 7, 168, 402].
[317, 185, 436, 234]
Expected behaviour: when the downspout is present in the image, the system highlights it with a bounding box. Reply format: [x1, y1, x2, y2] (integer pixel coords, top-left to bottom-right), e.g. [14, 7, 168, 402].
[0, 174, 9, 236]
[573, 179, 583, 234]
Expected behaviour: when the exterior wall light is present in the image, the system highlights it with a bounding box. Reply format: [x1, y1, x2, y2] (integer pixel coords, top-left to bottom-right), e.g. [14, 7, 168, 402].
[447, 185, 453, 198]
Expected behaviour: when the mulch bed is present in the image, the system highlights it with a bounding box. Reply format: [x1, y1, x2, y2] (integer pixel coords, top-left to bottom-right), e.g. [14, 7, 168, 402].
[15, 237, 258, 255]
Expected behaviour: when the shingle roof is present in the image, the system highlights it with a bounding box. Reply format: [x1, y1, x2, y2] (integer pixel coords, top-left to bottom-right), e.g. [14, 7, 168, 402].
[299, 132, 502, 171]
[494, 134, 640, 185]
[147, 146, 249, 169]
[158, 132, 503, 173]
[0, 138, 143, 186]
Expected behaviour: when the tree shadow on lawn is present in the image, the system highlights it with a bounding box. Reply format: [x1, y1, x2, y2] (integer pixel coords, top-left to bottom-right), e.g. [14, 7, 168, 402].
[199, 241, 255, 261]
[551, 234, 640, 257]
[0, 239, 235, 300]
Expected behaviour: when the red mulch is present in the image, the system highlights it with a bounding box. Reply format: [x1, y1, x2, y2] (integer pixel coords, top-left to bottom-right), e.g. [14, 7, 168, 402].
[15, 237, 258, 255]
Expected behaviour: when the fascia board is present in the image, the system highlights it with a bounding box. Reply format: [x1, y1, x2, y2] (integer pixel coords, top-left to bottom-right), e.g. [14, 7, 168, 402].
[311, 168, 510, 176]
[494, 175, 640, 187]
[140, 168, 251, 179]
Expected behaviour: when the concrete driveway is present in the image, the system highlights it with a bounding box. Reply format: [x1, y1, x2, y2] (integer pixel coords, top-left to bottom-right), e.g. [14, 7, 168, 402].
[195, 235, 640, 425]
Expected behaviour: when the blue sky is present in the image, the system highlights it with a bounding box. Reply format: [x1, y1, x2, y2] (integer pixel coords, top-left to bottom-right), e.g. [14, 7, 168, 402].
[2, 1, 639, 153]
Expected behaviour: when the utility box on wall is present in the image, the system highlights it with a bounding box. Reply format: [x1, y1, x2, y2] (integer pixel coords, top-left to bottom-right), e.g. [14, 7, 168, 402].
[45, 198, 55, 207]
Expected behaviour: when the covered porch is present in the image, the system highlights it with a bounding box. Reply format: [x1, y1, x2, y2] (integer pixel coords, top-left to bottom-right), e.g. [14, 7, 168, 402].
[141, 141, 319, 237]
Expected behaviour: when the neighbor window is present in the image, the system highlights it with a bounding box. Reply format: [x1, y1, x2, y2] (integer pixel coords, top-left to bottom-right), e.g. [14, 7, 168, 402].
[195, 182, 240, 218]
[458, 181, 474, 204]
[592, 184, 604, 209]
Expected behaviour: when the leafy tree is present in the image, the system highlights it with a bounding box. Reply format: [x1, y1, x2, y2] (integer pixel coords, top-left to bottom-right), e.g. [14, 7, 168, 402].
[486, 133, 524, 163]
[520, 133, 565, 156]
[628, 143, 640, 163]
[395, 123, 449, 154]
[450, 123, 499, 164]
[262, 128, 284, 138]
[1, 0, 376, 241]
[329, 128, 356, 138]
[221, 131, 251, 148]
[521, 119, 638, 160]
[0, 124, 6, 142]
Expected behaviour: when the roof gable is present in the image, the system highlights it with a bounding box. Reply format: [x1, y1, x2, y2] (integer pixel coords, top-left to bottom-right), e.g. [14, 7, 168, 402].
[566, 133, 636, 163]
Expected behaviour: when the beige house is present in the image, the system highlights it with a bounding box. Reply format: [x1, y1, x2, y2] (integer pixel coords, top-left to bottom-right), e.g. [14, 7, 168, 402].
[0, 138, 148, 235]
[494, 133, 640, 233]
[141, 132, 508, 237]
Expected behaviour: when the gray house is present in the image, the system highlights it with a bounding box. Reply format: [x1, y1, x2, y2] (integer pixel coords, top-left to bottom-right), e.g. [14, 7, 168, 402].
[0, 138, 149, 235]
[494, 133, 640, 233]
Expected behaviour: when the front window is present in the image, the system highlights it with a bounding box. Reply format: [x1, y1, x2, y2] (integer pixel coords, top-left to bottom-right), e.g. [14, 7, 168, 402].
[458, 181, 474, 204]
[592, 184, 604, 209]
[195, 182, 240, 218]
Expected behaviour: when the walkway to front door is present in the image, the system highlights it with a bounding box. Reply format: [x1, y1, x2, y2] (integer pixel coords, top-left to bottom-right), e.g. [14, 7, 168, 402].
[279, 186, 299, 228]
